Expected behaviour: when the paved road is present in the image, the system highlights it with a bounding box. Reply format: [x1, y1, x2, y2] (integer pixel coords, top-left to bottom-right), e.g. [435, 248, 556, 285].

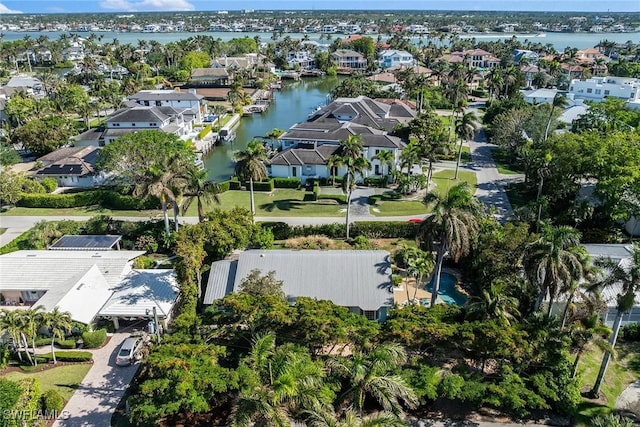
[466, 129, 516, 221]
[408, 419, 563, 427]
[52, 331, 140, 427]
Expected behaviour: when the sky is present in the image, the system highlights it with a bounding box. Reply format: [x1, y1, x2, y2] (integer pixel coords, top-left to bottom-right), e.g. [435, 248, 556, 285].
[0, 0, 638, 14]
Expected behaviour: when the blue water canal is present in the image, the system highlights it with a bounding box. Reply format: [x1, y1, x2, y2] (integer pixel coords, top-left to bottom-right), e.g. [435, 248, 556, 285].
[203, 77, 341, 182]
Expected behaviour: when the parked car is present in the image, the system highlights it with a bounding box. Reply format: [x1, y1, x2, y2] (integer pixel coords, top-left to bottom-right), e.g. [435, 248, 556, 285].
[115, 336, 142, 366]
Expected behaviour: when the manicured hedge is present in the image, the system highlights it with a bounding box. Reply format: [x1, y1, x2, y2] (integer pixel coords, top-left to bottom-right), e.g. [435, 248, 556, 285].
[260, 221, 420, 240]
[81, 329, 107, 349]
[312, 182, 320, 201]
[317, 194, 346, 204]
[218, 180, 231, 193]
[17, 189, 158, 210]
[33, 338, 76, 348]
[363, 176, 389, 188]
[252, 180, 274, 192]
[197, 125, 212, 140]
[36, 351, 92, 363]
[273, 177, 301, 188]
[229, 179, 242, 190]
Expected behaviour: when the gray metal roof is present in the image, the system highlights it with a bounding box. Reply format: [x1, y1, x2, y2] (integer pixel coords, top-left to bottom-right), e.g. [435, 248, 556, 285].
[106, 106, 169, 124]
[50, 235, 122, 251]
[99, 269, 179, 318]
[130, 90, 203, 101]
[205, 250, 394, 311]
[583, 244, 635, 263]
[203, 260, 237, 304]
[270, 144, 339, 166]
[0, 250, 144, 290]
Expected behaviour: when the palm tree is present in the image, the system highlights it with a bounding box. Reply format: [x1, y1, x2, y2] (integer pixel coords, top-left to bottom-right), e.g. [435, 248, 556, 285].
[234, 139, 269, 221]
[0, 309, 26, 362]
[41, 307, 72, 364]
[591, 245, 640, 396]
[232, 333, 328, 427]
[418, 182, 483, 307]
[304, 407, 406, 427]
[543, 93, 568, 144]
[327, 343, 418, 416]
[372, 149, 394, 178]
[465, 281, 520, 325]
[453, 111, 478, 180]
[337, 135, 371, 239]
[327, 154, 343, 186]
[181, 166, 221, 222]
[408, 250, 434, 302]
[523, 222, 585, 316]
[21, 305, 45, 366]
[211, 104, 227, 132]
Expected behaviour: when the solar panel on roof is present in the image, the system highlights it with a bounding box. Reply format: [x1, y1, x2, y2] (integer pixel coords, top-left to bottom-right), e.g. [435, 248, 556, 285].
[49, 235, 122, 250]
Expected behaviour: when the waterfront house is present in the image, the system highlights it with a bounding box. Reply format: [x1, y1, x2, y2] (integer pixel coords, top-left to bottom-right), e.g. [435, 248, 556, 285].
[34, 146, 103, 188]
[204, 250, 394, 321]
[128, 89, 206, 123]
[102, 105, 195, 144]
[189, 68, 230, 86]
[445, 49, 500, 70]
[271, 96, 414, 183]
[332, 49, 368, 71]
[379, 49, 415, 69]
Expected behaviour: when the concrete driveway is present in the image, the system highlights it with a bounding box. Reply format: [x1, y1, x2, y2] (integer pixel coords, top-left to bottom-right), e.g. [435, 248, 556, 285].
[52, 331, 140, 427]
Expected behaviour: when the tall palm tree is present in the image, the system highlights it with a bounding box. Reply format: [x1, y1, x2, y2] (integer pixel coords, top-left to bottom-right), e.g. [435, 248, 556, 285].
[372, 149, 394, 178]
[327, 154, 343, 186]
[453, 111, 478, 180]
[523, 222, 585, 316]
[304, 407, 406, 427]
[234, 139, 269, 221]
[418, 182, 483, 307]
[41, 307, 72, 364]
[408, 250, 434, 302]
[327, 343, 418, 416]
[181, 166, 221, 223]
[591, 245, 640, 396]
[337, 135, 371, 239]
[543, 94, 568, 144]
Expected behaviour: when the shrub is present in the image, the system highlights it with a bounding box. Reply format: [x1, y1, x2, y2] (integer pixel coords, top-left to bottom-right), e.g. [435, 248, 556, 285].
[81, 329, 107, 349]
[272, 177, 301, 188]
[284, 235, 335, 249]
[21, 178, 46, 194]
[135, 235, 159, 253]
[471, 89, 488, 98]
[34, 338, 50, 347]
[133, 255, 156, 269]
[252, 227, 274, 249]
[621, 323, 640, 342]
[229, 179, 241, 190]
[363, 176, 388, 188]
[36, 351, 92, 363]
[317, 194, 346, 204]
[56, 339, 76, 349]
[197, 125, 212, 140]
[42, 389, 64, 412]
[352, 235, 372, 249]
[259, 222, 292, 240]
[312, 182, 320, 201]
[352, 221, 420, 239]
[252, 180, 274, 192]
[218, 180, 231, 193]
[17, 189, 158, 210]
[39, 178, 58, 193]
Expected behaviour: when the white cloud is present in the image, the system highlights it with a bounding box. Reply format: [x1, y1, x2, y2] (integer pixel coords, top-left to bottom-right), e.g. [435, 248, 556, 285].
[100, 0, 195, 11]
[0, 2, 23, 13]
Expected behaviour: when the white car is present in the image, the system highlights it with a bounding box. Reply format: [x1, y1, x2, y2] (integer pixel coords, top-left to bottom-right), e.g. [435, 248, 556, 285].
[115, 337, 142, 366]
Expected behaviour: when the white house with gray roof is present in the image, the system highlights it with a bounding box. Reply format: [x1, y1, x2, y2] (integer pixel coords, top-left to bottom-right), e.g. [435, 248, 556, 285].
[102, 105, 195, 144]
[0, 250, 179, 329]
[128, 89, 206, 123]
[204, 250, 394, 321]
[270, 96, 413, 183]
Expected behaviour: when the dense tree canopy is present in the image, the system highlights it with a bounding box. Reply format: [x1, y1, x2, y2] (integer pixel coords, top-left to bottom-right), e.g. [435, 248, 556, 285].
[11, 115, 75, 156]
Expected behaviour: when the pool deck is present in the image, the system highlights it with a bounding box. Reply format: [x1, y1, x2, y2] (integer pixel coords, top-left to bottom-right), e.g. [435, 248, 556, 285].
[393, 269, 464, 307]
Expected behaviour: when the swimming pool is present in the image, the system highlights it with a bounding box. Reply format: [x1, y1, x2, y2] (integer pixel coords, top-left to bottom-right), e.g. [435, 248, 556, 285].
[425, 272, 467, 306]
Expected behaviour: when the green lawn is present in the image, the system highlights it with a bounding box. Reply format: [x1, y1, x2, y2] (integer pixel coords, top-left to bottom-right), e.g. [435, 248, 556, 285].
[1, 206, 161, 217]
[574, 341, 640, 424]
[371, 200, 426, 217]
[432, 169, 478, 197]
[187, 189, 345, 217]
[1, 363, 91, 402]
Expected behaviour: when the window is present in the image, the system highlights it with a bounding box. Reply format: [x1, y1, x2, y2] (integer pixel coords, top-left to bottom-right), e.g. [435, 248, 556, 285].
[363, 310, 378, 321]
[604, 90, 610, 95]
[375, 149, 380, 155]
[595, 89, 601, 95]
[292, 167, 297, 177]
[156, 101, 161, 106]
[149, 123, 156, 127]
[587, 88, 593, 93]
[131, 123, 136, 126]
[375, 164, 380, 175]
